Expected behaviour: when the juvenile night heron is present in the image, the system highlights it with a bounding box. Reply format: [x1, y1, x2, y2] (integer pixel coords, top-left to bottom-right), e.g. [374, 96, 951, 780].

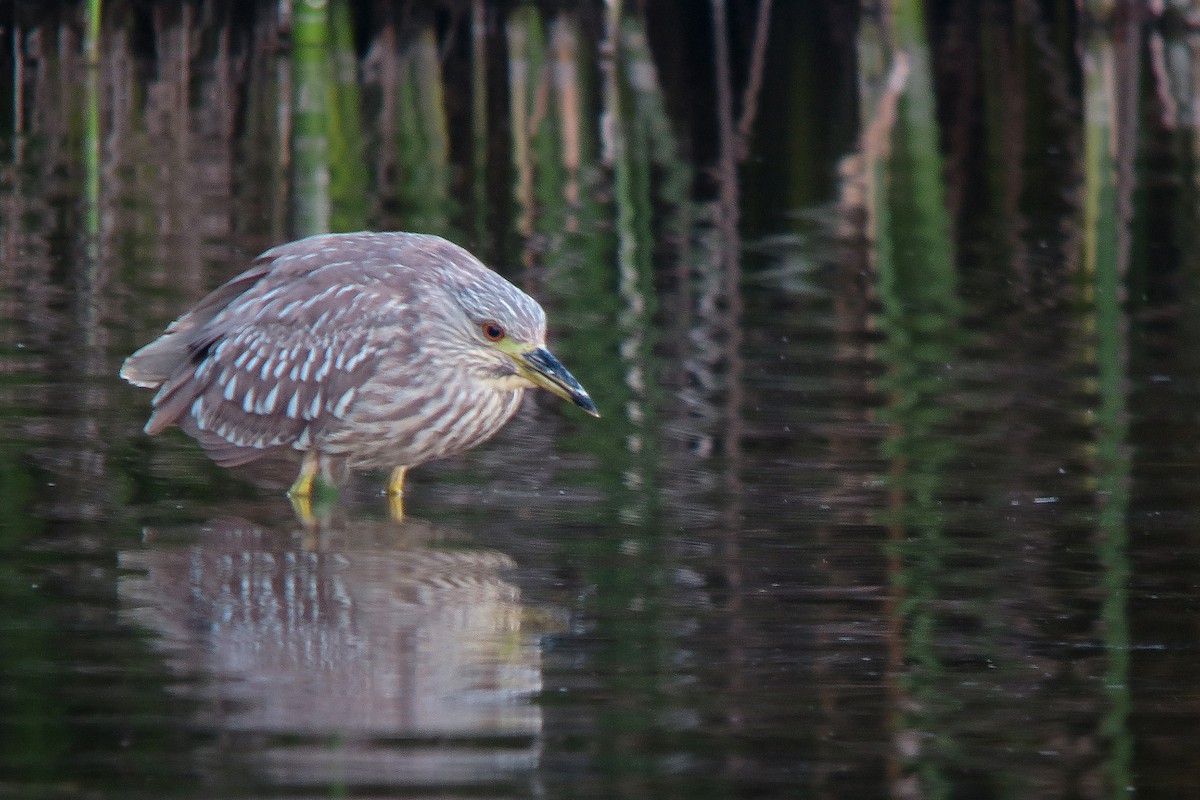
[121, 232, 598, 512]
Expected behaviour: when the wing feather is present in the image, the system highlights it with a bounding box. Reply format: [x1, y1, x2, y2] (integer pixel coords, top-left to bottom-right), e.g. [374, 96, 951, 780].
[143, 261, 413, 466]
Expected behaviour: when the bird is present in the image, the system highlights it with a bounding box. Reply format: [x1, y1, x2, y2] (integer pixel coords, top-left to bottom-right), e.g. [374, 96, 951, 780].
[121, 231, 599, 515]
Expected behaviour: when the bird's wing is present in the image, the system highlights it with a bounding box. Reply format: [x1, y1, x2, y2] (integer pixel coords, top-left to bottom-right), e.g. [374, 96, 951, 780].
[121, 233, 405, 389]
[145, 267, 415, 466]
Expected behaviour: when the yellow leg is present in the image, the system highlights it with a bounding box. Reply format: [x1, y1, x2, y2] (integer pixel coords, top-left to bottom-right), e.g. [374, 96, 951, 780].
[387, 465, 408, 520]
[387, 465, 408, 495]
[288, 451, 319, 498]
[286, 452, 319, 525]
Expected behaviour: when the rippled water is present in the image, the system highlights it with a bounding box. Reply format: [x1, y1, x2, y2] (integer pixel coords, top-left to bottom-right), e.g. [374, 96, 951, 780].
[2, 1, 1200, 798]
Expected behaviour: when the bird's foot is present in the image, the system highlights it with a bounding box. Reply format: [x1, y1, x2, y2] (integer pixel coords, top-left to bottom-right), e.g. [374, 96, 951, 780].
[287, 453, 338, 525]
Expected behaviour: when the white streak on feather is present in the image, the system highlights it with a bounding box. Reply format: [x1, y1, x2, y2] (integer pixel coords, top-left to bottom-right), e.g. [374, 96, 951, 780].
[333, 387, 356, 418]
[223, 374, 238, 401]
[410, 400, 456, 454]
[286, 390, 301, 418]
[256, 286, 283, 304]
[260, 384, 279, 414]
[191, 397, 206, 429]
[496, 295, 518, 322]
[445, 405, 481, 449]
[345, 347, 370, 371]
[299, 348, 317, 382]
[242, 387, 257, 414]
[300, 284, 340, 309]
[314, 347, 333, 382]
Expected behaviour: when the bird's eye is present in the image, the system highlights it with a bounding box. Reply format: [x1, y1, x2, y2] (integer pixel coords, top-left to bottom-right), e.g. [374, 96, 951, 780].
[482, 321, 506, 341]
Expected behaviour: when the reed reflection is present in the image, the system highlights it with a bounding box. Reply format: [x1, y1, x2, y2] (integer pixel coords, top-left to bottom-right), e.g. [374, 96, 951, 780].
[118, 512, 544, 786]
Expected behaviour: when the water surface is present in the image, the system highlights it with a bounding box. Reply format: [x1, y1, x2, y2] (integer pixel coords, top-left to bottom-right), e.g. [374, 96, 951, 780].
[1, 1, 1199, 798]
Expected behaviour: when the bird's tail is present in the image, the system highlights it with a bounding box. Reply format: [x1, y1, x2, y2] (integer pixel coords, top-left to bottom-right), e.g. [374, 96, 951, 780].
[119, 334, 189, 389]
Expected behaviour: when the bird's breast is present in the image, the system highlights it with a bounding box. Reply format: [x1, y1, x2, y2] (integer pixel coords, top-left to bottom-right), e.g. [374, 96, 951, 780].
[319, 368, 525, 469]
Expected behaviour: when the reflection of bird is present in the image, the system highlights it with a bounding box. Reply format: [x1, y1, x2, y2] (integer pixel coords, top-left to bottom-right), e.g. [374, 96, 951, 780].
[122, 232, 598, 510]
[117, 515, 548, 781]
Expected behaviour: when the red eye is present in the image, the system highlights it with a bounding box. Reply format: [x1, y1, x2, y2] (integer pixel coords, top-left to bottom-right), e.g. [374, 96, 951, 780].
[482, 321, 505, 341]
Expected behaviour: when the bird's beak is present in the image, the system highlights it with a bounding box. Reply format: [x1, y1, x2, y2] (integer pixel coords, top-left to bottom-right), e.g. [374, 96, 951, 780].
[515, 347, 600, 417]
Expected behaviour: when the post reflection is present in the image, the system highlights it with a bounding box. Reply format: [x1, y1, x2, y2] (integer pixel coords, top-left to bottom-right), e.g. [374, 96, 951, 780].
[118, 513, 544, 788]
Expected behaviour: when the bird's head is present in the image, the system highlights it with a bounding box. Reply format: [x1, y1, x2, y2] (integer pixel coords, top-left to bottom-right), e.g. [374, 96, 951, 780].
[441, 272, 599, 417]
